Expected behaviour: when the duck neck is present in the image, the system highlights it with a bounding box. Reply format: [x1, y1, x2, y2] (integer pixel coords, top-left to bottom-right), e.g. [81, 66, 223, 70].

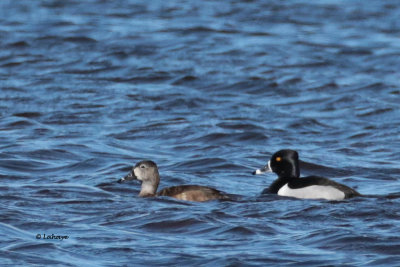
[139, 181, 158, 197]
[269, 176, 295, 194]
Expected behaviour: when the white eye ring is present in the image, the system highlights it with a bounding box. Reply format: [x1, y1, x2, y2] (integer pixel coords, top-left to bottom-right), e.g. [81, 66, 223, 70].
[140, 165, 145, 169]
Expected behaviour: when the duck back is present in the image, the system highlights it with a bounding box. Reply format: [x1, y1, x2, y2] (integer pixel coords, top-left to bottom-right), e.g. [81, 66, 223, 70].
[157, 185, 230, 202]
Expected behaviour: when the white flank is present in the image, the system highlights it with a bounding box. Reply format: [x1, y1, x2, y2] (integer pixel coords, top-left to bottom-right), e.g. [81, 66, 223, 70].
[278, 184, 345, 200]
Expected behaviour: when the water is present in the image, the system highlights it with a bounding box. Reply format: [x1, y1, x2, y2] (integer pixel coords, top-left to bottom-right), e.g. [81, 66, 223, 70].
[1, 0, 400, 266]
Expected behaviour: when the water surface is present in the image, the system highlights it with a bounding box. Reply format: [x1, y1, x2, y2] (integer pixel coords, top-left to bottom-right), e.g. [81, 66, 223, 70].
[1, 0, 400, 266]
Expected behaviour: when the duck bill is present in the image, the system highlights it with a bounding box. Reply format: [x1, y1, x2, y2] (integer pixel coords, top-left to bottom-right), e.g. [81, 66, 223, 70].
[252, 161, 272, 175]
[118, 171, 137, 183]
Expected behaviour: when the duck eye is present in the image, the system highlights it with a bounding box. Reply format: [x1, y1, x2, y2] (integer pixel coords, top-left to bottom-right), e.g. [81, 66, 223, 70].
[140, 165, 145, 169]
[276, 157, 282, 162]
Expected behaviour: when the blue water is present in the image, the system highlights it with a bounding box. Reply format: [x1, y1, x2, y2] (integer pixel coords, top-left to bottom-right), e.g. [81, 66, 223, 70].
[1, 0, 400, 266]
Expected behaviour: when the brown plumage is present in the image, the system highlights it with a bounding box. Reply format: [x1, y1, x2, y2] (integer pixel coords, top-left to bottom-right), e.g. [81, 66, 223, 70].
[118, 160, 230, 202]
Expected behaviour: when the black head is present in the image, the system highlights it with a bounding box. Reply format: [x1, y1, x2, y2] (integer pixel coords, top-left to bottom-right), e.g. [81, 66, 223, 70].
[269, 149, 300, 178]
[253, 149, 300, 178]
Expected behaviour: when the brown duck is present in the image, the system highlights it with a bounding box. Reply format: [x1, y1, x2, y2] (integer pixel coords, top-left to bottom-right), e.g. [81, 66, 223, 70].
[118, 160, 230, 202]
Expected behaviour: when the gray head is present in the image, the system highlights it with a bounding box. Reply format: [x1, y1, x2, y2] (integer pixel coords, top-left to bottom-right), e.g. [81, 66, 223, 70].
[119, 160, 160, 197]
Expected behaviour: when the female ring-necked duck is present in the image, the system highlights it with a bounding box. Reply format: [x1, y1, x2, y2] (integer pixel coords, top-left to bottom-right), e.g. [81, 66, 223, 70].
[118, 160, 230, 202]
[253, 149, 361, 200]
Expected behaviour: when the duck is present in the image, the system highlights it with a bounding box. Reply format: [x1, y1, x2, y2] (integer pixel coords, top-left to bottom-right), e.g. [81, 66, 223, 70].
[118, 160, 230, 202]
[253, 149, 361, 200]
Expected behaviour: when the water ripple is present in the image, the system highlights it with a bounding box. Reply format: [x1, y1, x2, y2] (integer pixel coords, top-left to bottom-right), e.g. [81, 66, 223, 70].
[1, 0, 399, 266]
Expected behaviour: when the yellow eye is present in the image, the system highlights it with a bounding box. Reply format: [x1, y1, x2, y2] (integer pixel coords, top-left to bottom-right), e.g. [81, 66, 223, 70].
[276, 157, 282, 162]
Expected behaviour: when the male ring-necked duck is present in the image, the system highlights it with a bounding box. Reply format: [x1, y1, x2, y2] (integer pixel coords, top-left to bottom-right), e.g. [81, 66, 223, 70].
[253, 149, 361, 200]
[118, 160, 230, 202]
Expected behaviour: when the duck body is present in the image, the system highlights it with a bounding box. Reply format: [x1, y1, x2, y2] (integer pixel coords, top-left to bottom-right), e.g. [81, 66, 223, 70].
[119, 160, 230, 202]
[254, 149, 361, 200]
[264, 175, 360, 200]
[157, 185, 230, 201]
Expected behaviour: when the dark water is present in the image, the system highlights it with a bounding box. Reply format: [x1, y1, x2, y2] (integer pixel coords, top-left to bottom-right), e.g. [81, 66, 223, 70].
[1, 0, 400, 266]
